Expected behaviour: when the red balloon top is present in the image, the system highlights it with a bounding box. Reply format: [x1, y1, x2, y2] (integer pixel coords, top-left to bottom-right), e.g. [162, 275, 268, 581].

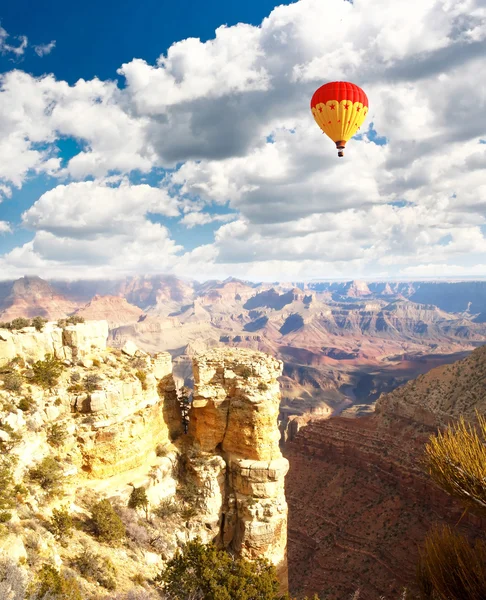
[311, 81, 368, 109]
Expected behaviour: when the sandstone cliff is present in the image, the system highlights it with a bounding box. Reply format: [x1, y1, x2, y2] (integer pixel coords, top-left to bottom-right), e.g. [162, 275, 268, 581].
[0, 323, 287, 597]
[285, 346, 486, 599]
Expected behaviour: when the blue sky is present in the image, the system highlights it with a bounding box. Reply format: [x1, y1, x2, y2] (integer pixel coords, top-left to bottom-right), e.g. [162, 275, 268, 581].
[0, 0, 485, 281]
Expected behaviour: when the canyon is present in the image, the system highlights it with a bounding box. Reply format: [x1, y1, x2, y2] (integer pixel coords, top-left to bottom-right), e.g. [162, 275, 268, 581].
[1, 275, 486, 424]
[285, 345, 486, 599]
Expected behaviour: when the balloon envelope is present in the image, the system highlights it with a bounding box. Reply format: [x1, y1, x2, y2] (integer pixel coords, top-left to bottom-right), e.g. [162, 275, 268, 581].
[311, 81, 369, 156]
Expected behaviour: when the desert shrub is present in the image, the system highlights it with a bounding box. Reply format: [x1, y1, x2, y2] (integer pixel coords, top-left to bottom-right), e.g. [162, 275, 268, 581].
[28, 456, 63, 494]
[258, 382, 269, 392]
[92, 358, 101, 368]
[424, 413, 486, 516]
[132, 357, 147, 369]
[74, 547, 117, 590]
[156, 538, 281, 600]
[0, 458, 15, 522]
[3, 372, 23, 393]
[0, 557, 27, 600]
[31, 564, 83, 600]
[135, 370, 147, 390]
[240, 366, 252, 380]
[70, 372, 81, 383]
[417, 525, 486, 600]
[31, 355, 63, 390]
[67, 315, 85, 325]
[18, 395, 35, 412]
[83, 374, 101, 393]
[50, 506, 73, 541]
[128, 487, 149, 521]
[153, 499, 179, 520]
[31, 316, 47, 332]
[9, 318, 31, 330]
[0, 423, 22, 452]
[47, 423, 68, 448]
[91, 499, 126, 543]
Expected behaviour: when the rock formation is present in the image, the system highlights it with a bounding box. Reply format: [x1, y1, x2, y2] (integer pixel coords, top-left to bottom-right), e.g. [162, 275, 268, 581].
[189, 348, 289, 591]
[0, 322, 288, 597]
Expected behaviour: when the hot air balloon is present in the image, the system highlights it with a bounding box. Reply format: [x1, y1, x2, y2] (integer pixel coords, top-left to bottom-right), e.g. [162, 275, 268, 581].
[311, 81, 368, 157]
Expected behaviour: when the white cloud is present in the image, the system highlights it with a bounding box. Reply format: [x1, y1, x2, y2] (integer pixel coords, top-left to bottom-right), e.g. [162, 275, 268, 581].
[0, 221, 11, 234]
[34, 40, 56, 57]
[0, 26, 28, 57]
[1, 0, 486, 279]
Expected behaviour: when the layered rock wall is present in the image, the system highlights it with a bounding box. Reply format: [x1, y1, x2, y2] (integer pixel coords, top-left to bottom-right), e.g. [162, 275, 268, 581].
[190, 348, 289, 592]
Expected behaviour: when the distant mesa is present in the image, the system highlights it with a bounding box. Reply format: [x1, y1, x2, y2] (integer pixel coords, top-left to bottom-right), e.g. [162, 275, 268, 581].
[280, 314, 304, 335]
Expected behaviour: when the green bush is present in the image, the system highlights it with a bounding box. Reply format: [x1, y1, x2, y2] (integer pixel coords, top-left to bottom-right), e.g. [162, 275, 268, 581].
[91, 499, 126, 543]
[50, 506, 73, 540]
[31, 316, 48, 331]
[47, 423, 68, 448]
[31, 354, 63, 389]
[18, 395, 35, 412]
[28, 456, 63, 493]
[31, 564, 83, 600]
[2, 372, 23, 393]
[258, 382, 269, 392]
[74, 547, 117, 590]
[9, 318, 31, 330]
[156, 538, 282, 600]
[153, 499, 179, 519]
[0, 458, 15, 523]
[240, 366, 252, 380]
[128, 486, 149, 521]
[83, 374, 101, 393]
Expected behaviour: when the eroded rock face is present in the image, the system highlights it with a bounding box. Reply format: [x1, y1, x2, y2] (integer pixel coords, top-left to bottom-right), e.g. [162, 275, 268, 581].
[190, 348, 289, 592]
[0, 320, 109, 364]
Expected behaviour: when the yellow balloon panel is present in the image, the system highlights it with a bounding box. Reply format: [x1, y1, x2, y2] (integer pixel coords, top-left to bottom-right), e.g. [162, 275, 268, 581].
[311, 100, 368, 144]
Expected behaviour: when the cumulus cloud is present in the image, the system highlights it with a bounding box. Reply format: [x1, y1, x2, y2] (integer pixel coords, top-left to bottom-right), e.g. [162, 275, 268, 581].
[1, 0, 486, 279]
[0, 221, 11, 234]
[0, 25, 28, 57]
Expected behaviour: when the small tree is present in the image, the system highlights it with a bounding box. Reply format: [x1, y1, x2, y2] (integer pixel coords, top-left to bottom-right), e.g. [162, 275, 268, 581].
[91, 499, 126, 543]
[31, 316, 47, 331]
[31, 354, 63, 390]
[128, 486, 149, 521]
[156, 538, 282, 600]
[50, 506, 73, 541]
[29, 456, 63, 494]
[30, 564, 83, 600]
[135, 370, 147, 390]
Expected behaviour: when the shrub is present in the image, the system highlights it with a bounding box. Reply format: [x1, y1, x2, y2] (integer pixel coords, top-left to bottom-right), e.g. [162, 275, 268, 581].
[9, 318, 31, 330]
[91, 499, 126, 543]
[0, 556, 27, 600]
[28, 456, 63, 494]
[424, 413, 486, 516]
[155, 444, 169, 457]
[240, 366, 252, 380]
[70, 372, 81, 383]
[31, 316, 47, 332]
[156, 538, 281, 600]
[83, 374, 101, 393]
[31, 564, 83, 600]
[128, 487, 149, 521]
[18, 396, 35, 412]
[50, 506, 73, 541]
[47, 423, 68, 448]
[258, 382, 269, 392]
[92, 358, 101, 368]
[31, 354, 63, 390]
[417, 525, 486, 600]
[74, 547, 117, 590]
[0, 458, 15, 523]
[67, 315, 85, 325]
[153, 499, 179, 520]
[135, 370, 147, 390]
[2, 372, 23, 393]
